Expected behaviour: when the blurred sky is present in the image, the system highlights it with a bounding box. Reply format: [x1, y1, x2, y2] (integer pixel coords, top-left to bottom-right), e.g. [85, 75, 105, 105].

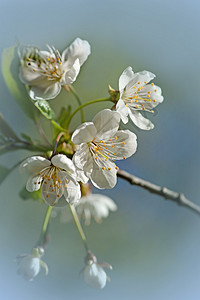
[0, 0, 200, 299]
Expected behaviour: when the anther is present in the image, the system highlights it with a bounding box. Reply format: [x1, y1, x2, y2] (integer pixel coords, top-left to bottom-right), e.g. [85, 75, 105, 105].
[102, 167, 105, 170]
[123, 157, 126, 159]
[108, 167, 111, 170]
[115, 136, 118, 140]
[115, 166, 119, 170]
[151, 83, 154, 86]
[122, 142, 125, 145]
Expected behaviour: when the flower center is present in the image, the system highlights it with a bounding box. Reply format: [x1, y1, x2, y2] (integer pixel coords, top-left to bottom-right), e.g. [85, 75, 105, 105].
[25, 47, 64, 81]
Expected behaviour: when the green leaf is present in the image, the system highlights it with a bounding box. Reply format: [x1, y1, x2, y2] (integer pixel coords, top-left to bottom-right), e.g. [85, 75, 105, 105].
[19, 186, 42, 201]
[21, 132, 33, 143]
[0, 165, 11, 184]
[0, 113, 19, 141]
[34, 100, 56, 120]
[1, 45, 37, 119]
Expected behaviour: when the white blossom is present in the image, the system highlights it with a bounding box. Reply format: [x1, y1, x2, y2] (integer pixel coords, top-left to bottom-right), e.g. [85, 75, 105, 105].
[20, 154, 81, 206]
[83, 251, 112, 289]
[116, 66, 164, 130]
[57, 193, 117, 225]
[17, 247, 48, 281]
[19, 38, 91, 100]
[72, 109, 137, 189]
[84, 262, 107, 289]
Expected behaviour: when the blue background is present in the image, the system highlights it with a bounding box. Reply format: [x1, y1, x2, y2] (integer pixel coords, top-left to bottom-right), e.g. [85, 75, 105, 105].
[0, 0, 200, 299]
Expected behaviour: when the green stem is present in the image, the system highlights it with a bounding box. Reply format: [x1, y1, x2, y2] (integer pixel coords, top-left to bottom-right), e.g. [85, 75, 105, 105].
[51, 120, 68, 133]
[69, 86, 85, 123]
[66, 97, 112, 129]
[41, 206, 53, 238]
[68, 203, 88, 252]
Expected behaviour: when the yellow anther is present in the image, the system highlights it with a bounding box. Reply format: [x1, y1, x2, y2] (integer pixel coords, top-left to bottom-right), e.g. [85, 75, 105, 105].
[115, 166, 119, 170]
[102, 166, 105, 170]
[142, 107, 145, 110]
[147, 95, 150, 98]
[66, 180, 69, 183]
[144, 81, 147, 84]
[52, 189, 55, 192]
[64, 184, 68, 187]
[44, 181, 47, 184]
[122, 141, 125, 145]
[138, 82, 141, 84]
[153, 99, 156, 102]
[130, 100, 133, 103]
[58, 180, 61, 183]
[33, 69, 36, 72]
[115, 136, 118, 140]
[136, 105, 139, 109]
[108, 167, 111, 171]
[50, 184, 53, 188]
[148, 91, 151, 94]
[112, 145, 114, 148]
[123, 157, 126, 159]
[154, 89, 157, 92]
[128, 97, 133, 100]
[151, 83, 154, 86]
[57, 194, 60, 197]
[134, 91, 137, 94]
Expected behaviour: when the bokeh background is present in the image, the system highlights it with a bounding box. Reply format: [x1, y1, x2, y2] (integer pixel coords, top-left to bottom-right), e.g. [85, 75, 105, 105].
[0, 0, 200, 299]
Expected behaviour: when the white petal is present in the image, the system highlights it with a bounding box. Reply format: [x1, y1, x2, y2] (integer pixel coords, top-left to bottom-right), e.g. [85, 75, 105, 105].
[61, 58, 81, 85]
[92, 109, 120, 140]
[18, 256, 40, 281]
[41, 175, 64, 206]
[119, 66, 134, 92]
[126, 70, 155, 90]
[20, 156, 51, 175]
[84, 263, 107, 289]
[129, 110, 154, 130]
[75, 167, 89, 184]
[105, 130, 137, 159]
[51, 154, 76, 175]
[29, 81, 61, 101]
[63, 173, 81, 204]
[26, 174, 42, 192]
[116, 99, 129, 124]
[72, 122, 97, 144]
[73, 144, 93, 178]
[90, 159, 117, 189]
[19, 65, 41, 84]
[61, 38, 91, 67]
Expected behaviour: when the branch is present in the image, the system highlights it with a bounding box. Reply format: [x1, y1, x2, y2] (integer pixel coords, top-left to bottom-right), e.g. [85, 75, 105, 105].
[117, 169, 200, 216]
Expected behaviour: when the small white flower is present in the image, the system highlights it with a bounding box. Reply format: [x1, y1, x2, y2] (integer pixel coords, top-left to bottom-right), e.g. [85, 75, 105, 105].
[20, 154, 81, 206]
[76, 194, 117, 225]
[19, 38, 91, 100]
[58, 193, 117, 225]
[17, 247, 48, 281]
[116, 66, 164, 130]
[72, 109, 137, 189]
[83, 251, 112, 289]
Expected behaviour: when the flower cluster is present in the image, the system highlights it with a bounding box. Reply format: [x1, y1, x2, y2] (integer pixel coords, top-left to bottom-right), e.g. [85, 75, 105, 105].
[17, 37, 164, 289]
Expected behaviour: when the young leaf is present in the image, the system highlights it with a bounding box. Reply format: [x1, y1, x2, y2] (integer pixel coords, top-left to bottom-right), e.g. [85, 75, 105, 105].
[1, 45, 37, 120]
[0, 113, 19, 141]
[19, 186, 42, 202]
